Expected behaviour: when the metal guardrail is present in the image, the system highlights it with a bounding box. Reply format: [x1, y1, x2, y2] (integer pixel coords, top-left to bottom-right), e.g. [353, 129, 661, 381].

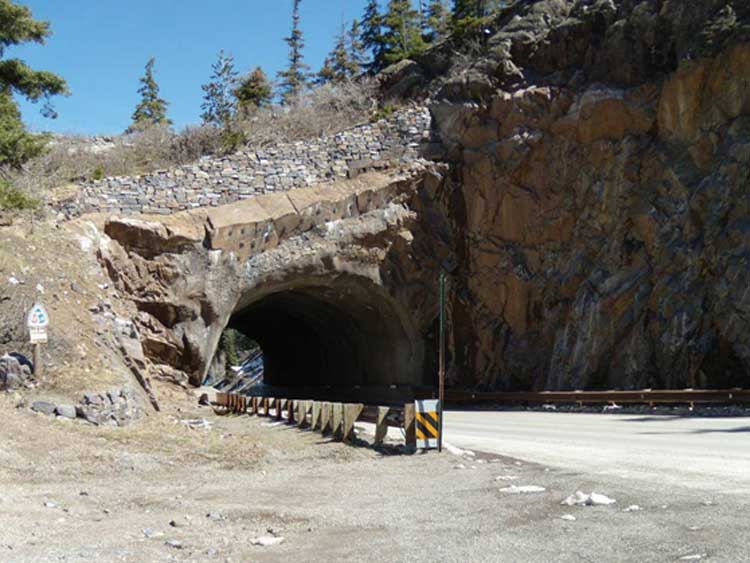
[207, 392, 416, 447]
[444, 388, 750, 406]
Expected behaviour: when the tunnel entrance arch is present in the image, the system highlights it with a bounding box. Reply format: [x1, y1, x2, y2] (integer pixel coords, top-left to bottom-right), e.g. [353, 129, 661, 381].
[224, 275, 424, 389]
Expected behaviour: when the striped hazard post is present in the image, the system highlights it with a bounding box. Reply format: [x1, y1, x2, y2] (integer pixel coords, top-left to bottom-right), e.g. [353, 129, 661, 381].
[415, 399, 440, 449]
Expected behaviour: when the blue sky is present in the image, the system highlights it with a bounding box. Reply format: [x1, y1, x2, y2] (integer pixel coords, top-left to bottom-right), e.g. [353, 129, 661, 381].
[12, 0, 392, 135]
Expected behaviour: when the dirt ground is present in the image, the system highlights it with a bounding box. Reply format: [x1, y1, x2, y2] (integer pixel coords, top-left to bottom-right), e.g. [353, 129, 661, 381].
[0, 388, 748, 563]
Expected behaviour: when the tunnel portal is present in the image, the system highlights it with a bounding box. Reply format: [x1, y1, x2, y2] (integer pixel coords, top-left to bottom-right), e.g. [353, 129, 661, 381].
[226, 277, 424, 388]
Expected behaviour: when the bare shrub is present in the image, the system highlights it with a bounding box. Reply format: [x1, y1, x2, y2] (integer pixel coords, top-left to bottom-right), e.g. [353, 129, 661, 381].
[9, 77, 387, 207]
[238, 78, 380, 146]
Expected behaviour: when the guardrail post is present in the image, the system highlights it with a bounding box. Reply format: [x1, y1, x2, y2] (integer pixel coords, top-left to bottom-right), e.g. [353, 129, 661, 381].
[262, 397, 270, 417]
[275, 398, 283, 421]
[332, 403, 344, 441]
[320, 402, 332, 435]
[311, 402, 321, 430]
[298, 401, 309, 427]
[374, 406, 390, 445]
[343, 403, 364, 442]
[250, 396, 257, 415]
[286, 399, 295, 424]
[404, 402, 416, 449]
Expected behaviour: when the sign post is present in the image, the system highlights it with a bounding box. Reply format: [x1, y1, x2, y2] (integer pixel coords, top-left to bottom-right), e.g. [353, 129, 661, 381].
[438, 272, 446, 453]
[27, 303, 49, 376]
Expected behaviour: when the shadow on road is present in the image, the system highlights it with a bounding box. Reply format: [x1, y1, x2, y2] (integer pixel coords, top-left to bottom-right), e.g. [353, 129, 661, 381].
[691, 426, 750, 434]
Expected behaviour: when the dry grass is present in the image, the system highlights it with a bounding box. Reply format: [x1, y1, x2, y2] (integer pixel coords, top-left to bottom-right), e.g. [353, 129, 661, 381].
[5, 79, 383, 209]
[238, 78, 378, 147]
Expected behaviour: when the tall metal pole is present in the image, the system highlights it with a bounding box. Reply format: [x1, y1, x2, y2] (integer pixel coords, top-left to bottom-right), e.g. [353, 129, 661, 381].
[438, 272, 446, 453]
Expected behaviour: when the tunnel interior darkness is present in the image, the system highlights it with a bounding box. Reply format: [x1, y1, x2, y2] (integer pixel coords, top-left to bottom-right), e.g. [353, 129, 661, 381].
[226, 281, 423, 388]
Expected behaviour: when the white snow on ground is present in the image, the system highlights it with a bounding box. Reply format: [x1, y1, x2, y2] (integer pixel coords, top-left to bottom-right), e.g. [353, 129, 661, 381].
[562, 491, 617, 506]
[250, 536, 285, 547]
[499, 485, 546, 494]
[444, 442, 475, 458]
[495, 475, 520, 481]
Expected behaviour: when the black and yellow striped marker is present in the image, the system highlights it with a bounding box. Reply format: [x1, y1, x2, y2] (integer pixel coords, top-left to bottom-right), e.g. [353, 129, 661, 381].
[415, 399, 440, 449]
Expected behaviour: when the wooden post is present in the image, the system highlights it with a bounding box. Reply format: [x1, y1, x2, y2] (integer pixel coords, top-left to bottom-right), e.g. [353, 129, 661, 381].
[251, 396, 258, 416]
[332, 403, 344, 441]
[374, 406, 390, 445]
[286, 399, 295, 424]
[275, 398, 283, 421]
[320, 402, 332, 435]
[297, 401, 308, 427]
[262, 397, 270, 417]
[33, 343, 42, 378]
[343, 403, 364, 443]
[404, 402, 416, 449]
[311, 402, 321, 430]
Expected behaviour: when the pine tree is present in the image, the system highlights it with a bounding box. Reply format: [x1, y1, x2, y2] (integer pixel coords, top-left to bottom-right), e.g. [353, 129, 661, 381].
[381, 0, 427, 66]
[201, 50, 238, 128]
[360, 0, 387, 73]
[0, 88, 48, 170]
[347, 19, 366, 77]
[316, 23, 352, 85]
[234, 67, 273, 117]
[128, 57, 171, 133]
[277, 0, 310, 105]
[426, 0, 451, 42]
[0, 0, 68, 168]
[451, 0, 506, 33]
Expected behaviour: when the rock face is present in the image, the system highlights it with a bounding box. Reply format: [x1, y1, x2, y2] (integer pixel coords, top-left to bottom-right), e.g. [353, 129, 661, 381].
[98, 167, 448, 388]
[423, 0, 750, 390]
[83, 0, 750, 392]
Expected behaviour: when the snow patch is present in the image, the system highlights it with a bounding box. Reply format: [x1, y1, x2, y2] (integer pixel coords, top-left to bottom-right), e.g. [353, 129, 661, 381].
[499, 485, 546, 494]
[561, 491, 616, 506]
[444, 442, 475, 458]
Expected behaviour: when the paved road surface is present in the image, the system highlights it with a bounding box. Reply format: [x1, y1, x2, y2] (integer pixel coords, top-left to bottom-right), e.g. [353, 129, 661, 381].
[443, 411, 750, 495]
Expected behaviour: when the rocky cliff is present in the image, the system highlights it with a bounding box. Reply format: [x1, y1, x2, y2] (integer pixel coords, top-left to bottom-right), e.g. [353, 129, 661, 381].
[38, 0, 750, 394]
[418, 0, 750, 390]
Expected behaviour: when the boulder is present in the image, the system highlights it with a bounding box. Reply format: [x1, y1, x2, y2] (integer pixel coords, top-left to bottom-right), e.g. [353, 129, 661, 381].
[31, 401, 57, 416]
[378, 59, 426, 99]
[55, 405, 77, 419]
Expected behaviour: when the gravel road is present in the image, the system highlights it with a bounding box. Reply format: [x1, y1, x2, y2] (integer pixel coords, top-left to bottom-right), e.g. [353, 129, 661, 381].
[2, 394, 749, 563]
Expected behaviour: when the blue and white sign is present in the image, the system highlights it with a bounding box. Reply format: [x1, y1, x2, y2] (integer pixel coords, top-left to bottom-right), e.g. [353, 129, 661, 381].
[27, 303, 49, 344]
[27, 303, 49, 328]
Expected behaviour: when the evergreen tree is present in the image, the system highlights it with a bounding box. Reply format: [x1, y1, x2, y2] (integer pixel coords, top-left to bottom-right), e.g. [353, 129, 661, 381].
[234, 67, 273, 116]
[360, 0, 387, 73]
[277, 0, 310, 105]
[381, 0, 427, 66]
[426, 0, 451, 42]
[0, 89, 48, 169]
[128, 57, 171, 133]
[347, 19, 366, 77]
[201, 50, 238, 128]
[451, 0, 507, 33]
[0, 0, 68, 168]
[316, 23, 353, 85]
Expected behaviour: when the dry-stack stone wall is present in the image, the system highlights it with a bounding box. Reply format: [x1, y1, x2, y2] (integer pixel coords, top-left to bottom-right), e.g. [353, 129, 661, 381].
[61, 107, 431, 217]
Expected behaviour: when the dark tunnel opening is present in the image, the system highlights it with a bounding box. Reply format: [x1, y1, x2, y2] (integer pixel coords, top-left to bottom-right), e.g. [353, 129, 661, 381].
[223, 280, 424, 389]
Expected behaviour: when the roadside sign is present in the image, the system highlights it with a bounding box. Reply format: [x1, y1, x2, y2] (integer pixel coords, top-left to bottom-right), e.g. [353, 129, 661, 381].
[415, 399, 440, 449]
[29, 327, 48, 344]
[27, 303, 49, 346]
[27, 303, 49, 328]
